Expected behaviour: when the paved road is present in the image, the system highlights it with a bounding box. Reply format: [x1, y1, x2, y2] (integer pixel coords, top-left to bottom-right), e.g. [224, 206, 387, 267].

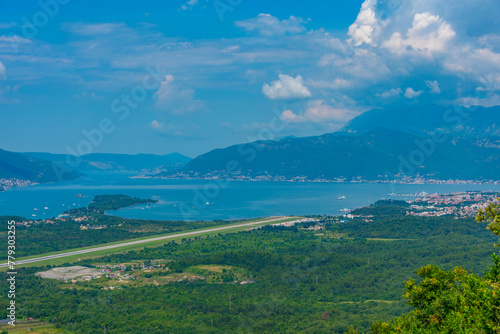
[0, 217, 297, 268]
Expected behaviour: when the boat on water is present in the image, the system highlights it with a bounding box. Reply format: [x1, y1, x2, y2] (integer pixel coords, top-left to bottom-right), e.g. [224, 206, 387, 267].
[75, 194, 83, 197]
[337, 196, 346, 200]
[44, 207, 49, 210]
[34, 208, 38, 211]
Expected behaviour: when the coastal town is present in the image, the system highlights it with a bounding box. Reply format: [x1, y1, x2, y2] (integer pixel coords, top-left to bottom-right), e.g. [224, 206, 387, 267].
[405, 191, 499, 218]
[154, 172, 500, 185]
[0, 178, 37, 191]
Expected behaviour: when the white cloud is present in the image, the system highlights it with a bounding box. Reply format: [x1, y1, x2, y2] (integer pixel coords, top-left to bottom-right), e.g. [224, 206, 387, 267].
[0, 61, 6, 79]
[262, 74, 312, 100]
[425, 80, 441, 94]
[306, 78, 352, 90]
[179, 0, 199, 11]
[245, 68, 266, 81]
[220, 121, 237, 131]
[280, 100, 360, 123]
[478, 34, 500, 51]
[154, 75, 204, 114]
[150, 120, 163, 129]
[149, 120, 200, 138]
[377, 88, 403, 98]
[347, 0, 379, 46]
[445, 48, 500, 77]
[66, 23, 127, 36]
[455, 93, 500, 108]
[404, 87, 424, 98]
[0, 35, 32, 44]
[383, 12, 456, 55]
[318, 49, 391, 81]
[235, 13, 309, 36]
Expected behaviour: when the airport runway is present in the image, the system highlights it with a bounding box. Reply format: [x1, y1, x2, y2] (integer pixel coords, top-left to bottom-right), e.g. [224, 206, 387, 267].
[0, 217, 297, 268]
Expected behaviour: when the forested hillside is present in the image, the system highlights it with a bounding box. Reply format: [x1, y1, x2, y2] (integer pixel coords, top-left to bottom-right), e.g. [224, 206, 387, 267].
[1, 205, 496, 333]
[0, 148, 82, 184]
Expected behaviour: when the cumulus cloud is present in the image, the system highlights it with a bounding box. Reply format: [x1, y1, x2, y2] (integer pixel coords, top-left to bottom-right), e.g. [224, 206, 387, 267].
[280, 100, 360, 123]
[383, 12, 456, 55]
[262, 74, 312, 100]
[404, 87, 424, 98]
[425, 80, 441, 94]
[154, 75, 204, 114]
[444, 48, 500, 81]
[347, 0, 379, 46]
[377, 88, 403, 98]
[235, 13, 309, 36]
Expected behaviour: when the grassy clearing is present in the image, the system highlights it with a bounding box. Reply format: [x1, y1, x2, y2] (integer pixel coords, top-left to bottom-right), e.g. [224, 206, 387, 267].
[0, 217, 298, 270]
[366, 238, 416, 241]
[338, 300, 401, 305]
[0, 320, 71, 333]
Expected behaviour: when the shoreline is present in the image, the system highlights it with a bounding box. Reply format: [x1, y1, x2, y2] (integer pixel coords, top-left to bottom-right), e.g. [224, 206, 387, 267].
[139, 175, 500, 186]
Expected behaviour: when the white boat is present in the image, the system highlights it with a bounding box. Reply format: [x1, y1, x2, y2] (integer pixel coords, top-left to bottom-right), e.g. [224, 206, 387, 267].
[44, 207, 49, 210]
[337, 196, 346, 200]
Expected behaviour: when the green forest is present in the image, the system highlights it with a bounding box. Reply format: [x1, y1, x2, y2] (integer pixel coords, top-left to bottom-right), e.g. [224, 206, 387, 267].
[1, 200, 499, 333]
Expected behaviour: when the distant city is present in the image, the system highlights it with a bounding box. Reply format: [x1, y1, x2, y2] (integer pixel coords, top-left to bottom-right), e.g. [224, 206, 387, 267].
[155, 172, 500, 185]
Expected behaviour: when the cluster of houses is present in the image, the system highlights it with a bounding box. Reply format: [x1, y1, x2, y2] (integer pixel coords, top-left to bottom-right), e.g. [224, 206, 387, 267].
[406, 192, 498, 218]
[272, 218, 319, 227]
[80, 224, 108, 230]
[0, 178, 36, 191]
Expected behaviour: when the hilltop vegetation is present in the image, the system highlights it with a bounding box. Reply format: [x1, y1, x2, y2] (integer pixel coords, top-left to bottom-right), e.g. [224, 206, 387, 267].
[0, 202, 497, 333]
[369, 200, 500, 333]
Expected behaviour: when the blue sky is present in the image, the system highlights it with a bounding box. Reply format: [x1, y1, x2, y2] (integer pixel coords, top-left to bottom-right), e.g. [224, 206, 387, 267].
[1, 0, 500, 157]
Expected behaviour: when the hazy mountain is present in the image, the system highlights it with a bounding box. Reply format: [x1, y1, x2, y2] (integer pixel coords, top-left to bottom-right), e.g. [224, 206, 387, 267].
[0, 148, 82, 183]
[176, 105, 500, 181]
[22, 152, 191, 173]
[339, 105, 500, 139]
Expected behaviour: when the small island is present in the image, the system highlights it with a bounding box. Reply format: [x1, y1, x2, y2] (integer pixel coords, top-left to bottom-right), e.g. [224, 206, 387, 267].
[65, 194, 158, 215]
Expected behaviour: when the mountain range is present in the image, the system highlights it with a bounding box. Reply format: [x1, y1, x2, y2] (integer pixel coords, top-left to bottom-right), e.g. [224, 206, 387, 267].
[174, 105, 500, 181]
[0, 150, 191, 187]
[0, 149, 82, 184]
[23, 152, 191, 173]
[2, 104, 499, 184]
[338, 104, 500, 138]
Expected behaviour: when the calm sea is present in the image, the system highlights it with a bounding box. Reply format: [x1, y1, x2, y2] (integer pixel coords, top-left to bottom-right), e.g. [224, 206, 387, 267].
[1, 173, 500, 221]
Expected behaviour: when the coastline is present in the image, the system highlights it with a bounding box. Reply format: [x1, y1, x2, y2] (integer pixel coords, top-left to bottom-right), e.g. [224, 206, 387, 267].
[139, 174, 500, 185]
